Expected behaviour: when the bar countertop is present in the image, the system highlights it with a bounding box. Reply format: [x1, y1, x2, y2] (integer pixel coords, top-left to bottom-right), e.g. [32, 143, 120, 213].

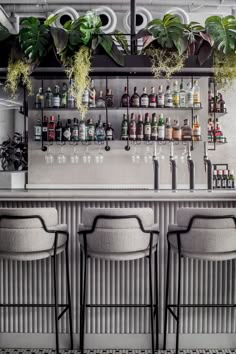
[0, 189, 236, 201]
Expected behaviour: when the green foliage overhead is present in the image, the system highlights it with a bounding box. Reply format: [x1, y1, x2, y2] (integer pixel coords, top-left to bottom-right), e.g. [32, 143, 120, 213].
[205, 15, 236, 54]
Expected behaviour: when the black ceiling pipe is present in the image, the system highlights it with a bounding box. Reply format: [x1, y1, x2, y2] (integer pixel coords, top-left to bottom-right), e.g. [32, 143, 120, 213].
[130, 0, 137, 55]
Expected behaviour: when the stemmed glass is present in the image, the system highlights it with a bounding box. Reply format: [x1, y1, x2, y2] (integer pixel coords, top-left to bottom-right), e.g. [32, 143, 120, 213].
[156, 146, 165, 161]
[57, 146, 67, 164]
[70, 146, 80, 164]
[131, 145, 140, 164]
[95, 146, 104, 164]
[82, 146, 92, 164]
[45, 145, 54, 164]
[180, 144, 188, 164]
[144, 146, 153, 164]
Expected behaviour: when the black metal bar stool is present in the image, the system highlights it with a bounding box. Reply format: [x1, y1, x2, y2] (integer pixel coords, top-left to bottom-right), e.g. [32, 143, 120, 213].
[164, 207, 236, 354]
[78, 207, 159, 354]
[0, 208, 73, 354]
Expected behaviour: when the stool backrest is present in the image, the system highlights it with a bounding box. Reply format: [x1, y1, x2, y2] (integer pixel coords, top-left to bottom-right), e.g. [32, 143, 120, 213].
[174, 208, 236, 254]
[80, 208, 155, 253]
[0, 208, 59, 253]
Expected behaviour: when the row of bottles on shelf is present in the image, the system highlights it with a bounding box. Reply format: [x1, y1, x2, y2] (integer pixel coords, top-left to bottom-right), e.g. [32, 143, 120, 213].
[213, 169, 235, 189]
[208, 88, 227, 114]
[208, 118, 227, 144]
[34, 113, 201, 143]
[34, 79, 201, 110]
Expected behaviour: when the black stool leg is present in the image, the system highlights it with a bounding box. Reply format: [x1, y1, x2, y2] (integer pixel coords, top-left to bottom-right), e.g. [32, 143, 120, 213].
[80, 247, 88, 354]
[164, 241, 171, 349]
[149, 234, 154, 354]
[155, 244, 159, 350]
[52, 249, 59, 354]
[176, 248, 182, 354]
[79, 248, 84, 351]
[65, 241, 73, 349]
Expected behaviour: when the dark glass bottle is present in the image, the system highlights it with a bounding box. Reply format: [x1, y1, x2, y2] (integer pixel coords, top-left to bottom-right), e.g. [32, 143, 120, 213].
[130, 87, 140, 108]
[140, 87, 149, 108]
[149, 87, 157, 108]
[71, 118, 79, 142]
[106, 122, 114, 140]
[144, 113, 151, 141]
[48, 115, 56, 141]
[106, 89, 114, 107]
[63, 119, 72, 141]
[121, 86, 130, 107]
[136, 114, 144, 141]
[56, 115, 63, 141]
[42, 116, 48, 142]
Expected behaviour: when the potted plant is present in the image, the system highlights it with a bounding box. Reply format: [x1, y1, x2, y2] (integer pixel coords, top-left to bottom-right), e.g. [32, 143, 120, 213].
[0, 132, 27, 189]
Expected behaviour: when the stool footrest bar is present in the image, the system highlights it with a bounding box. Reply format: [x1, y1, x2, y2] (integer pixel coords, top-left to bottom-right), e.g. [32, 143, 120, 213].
[86, 304, 156, 308]
[167, 306, 178, 320]
[168, 304, 236, 308]
[0, 304, 68, 307]
[58, 305, 69, 320]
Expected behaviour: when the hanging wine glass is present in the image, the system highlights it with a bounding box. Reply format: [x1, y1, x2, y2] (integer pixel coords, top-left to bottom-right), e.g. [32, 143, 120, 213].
[143, 146, 152, 164]
[45, 145, 54, 165]
[70, 146, 80, 164]
[57, 146, 67, 164]
[95, 146, 104, 164]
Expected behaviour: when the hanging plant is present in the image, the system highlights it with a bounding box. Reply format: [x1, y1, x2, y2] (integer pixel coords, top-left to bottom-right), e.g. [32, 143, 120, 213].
[5, 59, 32, 97]
[205, 15, 236, 87]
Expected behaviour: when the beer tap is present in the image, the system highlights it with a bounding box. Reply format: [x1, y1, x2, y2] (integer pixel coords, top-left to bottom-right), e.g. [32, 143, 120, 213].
[204, 142, 213, 191]
[169, 142, 177, 192]
[187, 142, 195, 192]
[153, 142, 159, 191]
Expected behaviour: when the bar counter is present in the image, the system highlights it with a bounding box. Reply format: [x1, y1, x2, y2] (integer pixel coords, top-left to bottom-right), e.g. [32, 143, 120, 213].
[0, 189, 235, 350]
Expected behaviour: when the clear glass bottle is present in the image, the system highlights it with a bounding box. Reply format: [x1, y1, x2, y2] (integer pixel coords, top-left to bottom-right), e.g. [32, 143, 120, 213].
[35, 87, 44, 109]
[131, 87, 140, 108]
[186, 82, 193, 108]
[45, 87, 53, 108]
[192, 115, 201, 141]
[89, 80, 96, 108]
[137, 114, 144, 141]
[172, 119, 182, 141]
[106, 89, 114, 107]
[179, 80, 186, 108]
[79, 117, 86, 141]
[121, 114, 128, 140]
[96, 90, 106, 108]
[151, 113, 158, 141]
[181, 118, 192, 141]
[121, 86, 130, 107]
[68, 79, 75, 109]
[158, 113, 165, 141]
[140, 87, 149, 108]
[129, 113, 136, 141]
[53, 85, 61, 108]
[149, 86, 157, 108]
[96, 117, 106, 141]
[172, 80, 180, 108]
[34, 119, 42, 141]
[144, 113, 151, 141]
[82, 88, 89, 107]
[165, 117, 172, 141]
[193, 79, 201, 108]
[164, 85, 173, 108]
[157, 85, 164, 108]
[87, 118, 95, 141]
[61, 82, 68, 108]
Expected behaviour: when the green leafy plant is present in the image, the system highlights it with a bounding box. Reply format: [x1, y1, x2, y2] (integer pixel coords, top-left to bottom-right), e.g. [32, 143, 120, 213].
[0, 133, 27, 171]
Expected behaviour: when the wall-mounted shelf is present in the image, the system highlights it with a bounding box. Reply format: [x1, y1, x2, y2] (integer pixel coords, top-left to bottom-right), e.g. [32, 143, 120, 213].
[30, 106, 203, 112]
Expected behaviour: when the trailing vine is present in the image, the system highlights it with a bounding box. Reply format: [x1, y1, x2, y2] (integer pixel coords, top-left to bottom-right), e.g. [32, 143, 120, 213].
[5, 59, 33, 97]
[213, 51, 236, 89]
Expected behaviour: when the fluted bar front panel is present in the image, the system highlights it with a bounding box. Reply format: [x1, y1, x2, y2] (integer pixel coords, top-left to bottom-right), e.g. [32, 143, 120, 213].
[0, 200, 235, 336]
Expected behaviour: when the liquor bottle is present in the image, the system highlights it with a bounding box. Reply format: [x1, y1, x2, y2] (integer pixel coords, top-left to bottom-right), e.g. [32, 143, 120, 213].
[63, 119, 72, 141]
[55, 115, 63, 141]
[140, 87, 149, 108]
[209, 96, 215, 113]
[186, 82, 193, 108]
[228, 170, 235, 188]
[106, 122, 114, 140]
[137, 114, 144, 141]
[68, 80, 75, 109]
[87, 118, 95, 141]
[79, 117, 86, 141]
[172, 119, 182, 141]
[157, 85, 164, 108]
[144, 113, 151, 141]
[121, 114, 128, 140]
[48, 115, 56, 141]
[96, 116, 106, 141]
[181, 119, 192, 141]
[222, 170, 228, 189]
[158, 113, 165, 141]
[42, 116, 48, 141]
[82, 89, 89, 107]
[164, 85, 173, 108]
[219, 93, 226, 113]
[213, 170, 217, 189]
[215, 91, 221, 113]
[193, 80, 201, 108]
[71, 118, 79, 142]
[130, 87, 140, 108]
[106, 89, 114, 107]
[121, 86, 130, 107]
[172, 80, 180, 108]
[35, 87, 44, 109]
[179, 80, 186, 108]
[45, 87, 53, 108]
[96, 90, 106, 108]
[151, 113, 158, 141]
[165, 117, 172, 141]
[53, 85, 61, 108]
[61, 82, 68, 108]
[89, 80, 96, 108]
[217, 170, 222, 188]
[192, 115, 201, 141]
[149, 87, 157, 108]
[34, 119, 42, 141]
[129, 113, 136, 141]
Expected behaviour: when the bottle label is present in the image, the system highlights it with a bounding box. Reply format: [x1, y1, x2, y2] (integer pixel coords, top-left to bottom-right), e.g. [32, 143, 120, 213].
[149, 96, 156, 107]
[106, 129, 113, 140]
[129, 124, 136, 139]
[222, 179, 227, 188]
[121, 97, 129, 107]
[193, 93, 200, 105]
[140, 97, 149, 107]
[165, 128, 173, 140]
[34, 126, 42, 140]
[217, 179, 222, 188]
[165, 96, 173, 107]
[158, 94, 164, 106]
[158, 126, 165, 139]
[79, 126, 86, 141]
[144, 125, 151, 135]
[180, 95, 186, 107]
[131, 97, 140, 107]
[121, 125, 128, 139]
[72, 128, 79, 140]
[137, 124, 144, 139]
[48, 129, 55, 141]
[193, 127, 201, 136]
[88, 126, 95, 138]
[53, 97, 60, 108]
[228, 180, 232, 188]
[68, 97, 75, 108]
[187, 93, 193, 106]
[172, 94, 180, 107]
[63, 128, 71, 140]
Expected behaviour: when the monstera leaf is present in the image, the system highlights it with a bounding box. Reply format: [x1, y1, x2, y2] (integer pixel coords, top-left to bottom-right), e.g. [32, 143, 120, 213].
[19, 16, 55, 62]
[97, 34, 125, 66]
[71, 11, 102, 45]
[205, 15, 236, 54]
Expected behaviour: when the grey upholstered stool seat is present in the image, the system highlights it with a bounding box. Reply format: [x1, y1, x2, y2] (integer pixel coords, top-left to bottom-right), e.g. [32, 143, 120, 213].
[0, 208, 73, 353]
[78, 207, 159, 354]
[164, 207, 236, 354]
